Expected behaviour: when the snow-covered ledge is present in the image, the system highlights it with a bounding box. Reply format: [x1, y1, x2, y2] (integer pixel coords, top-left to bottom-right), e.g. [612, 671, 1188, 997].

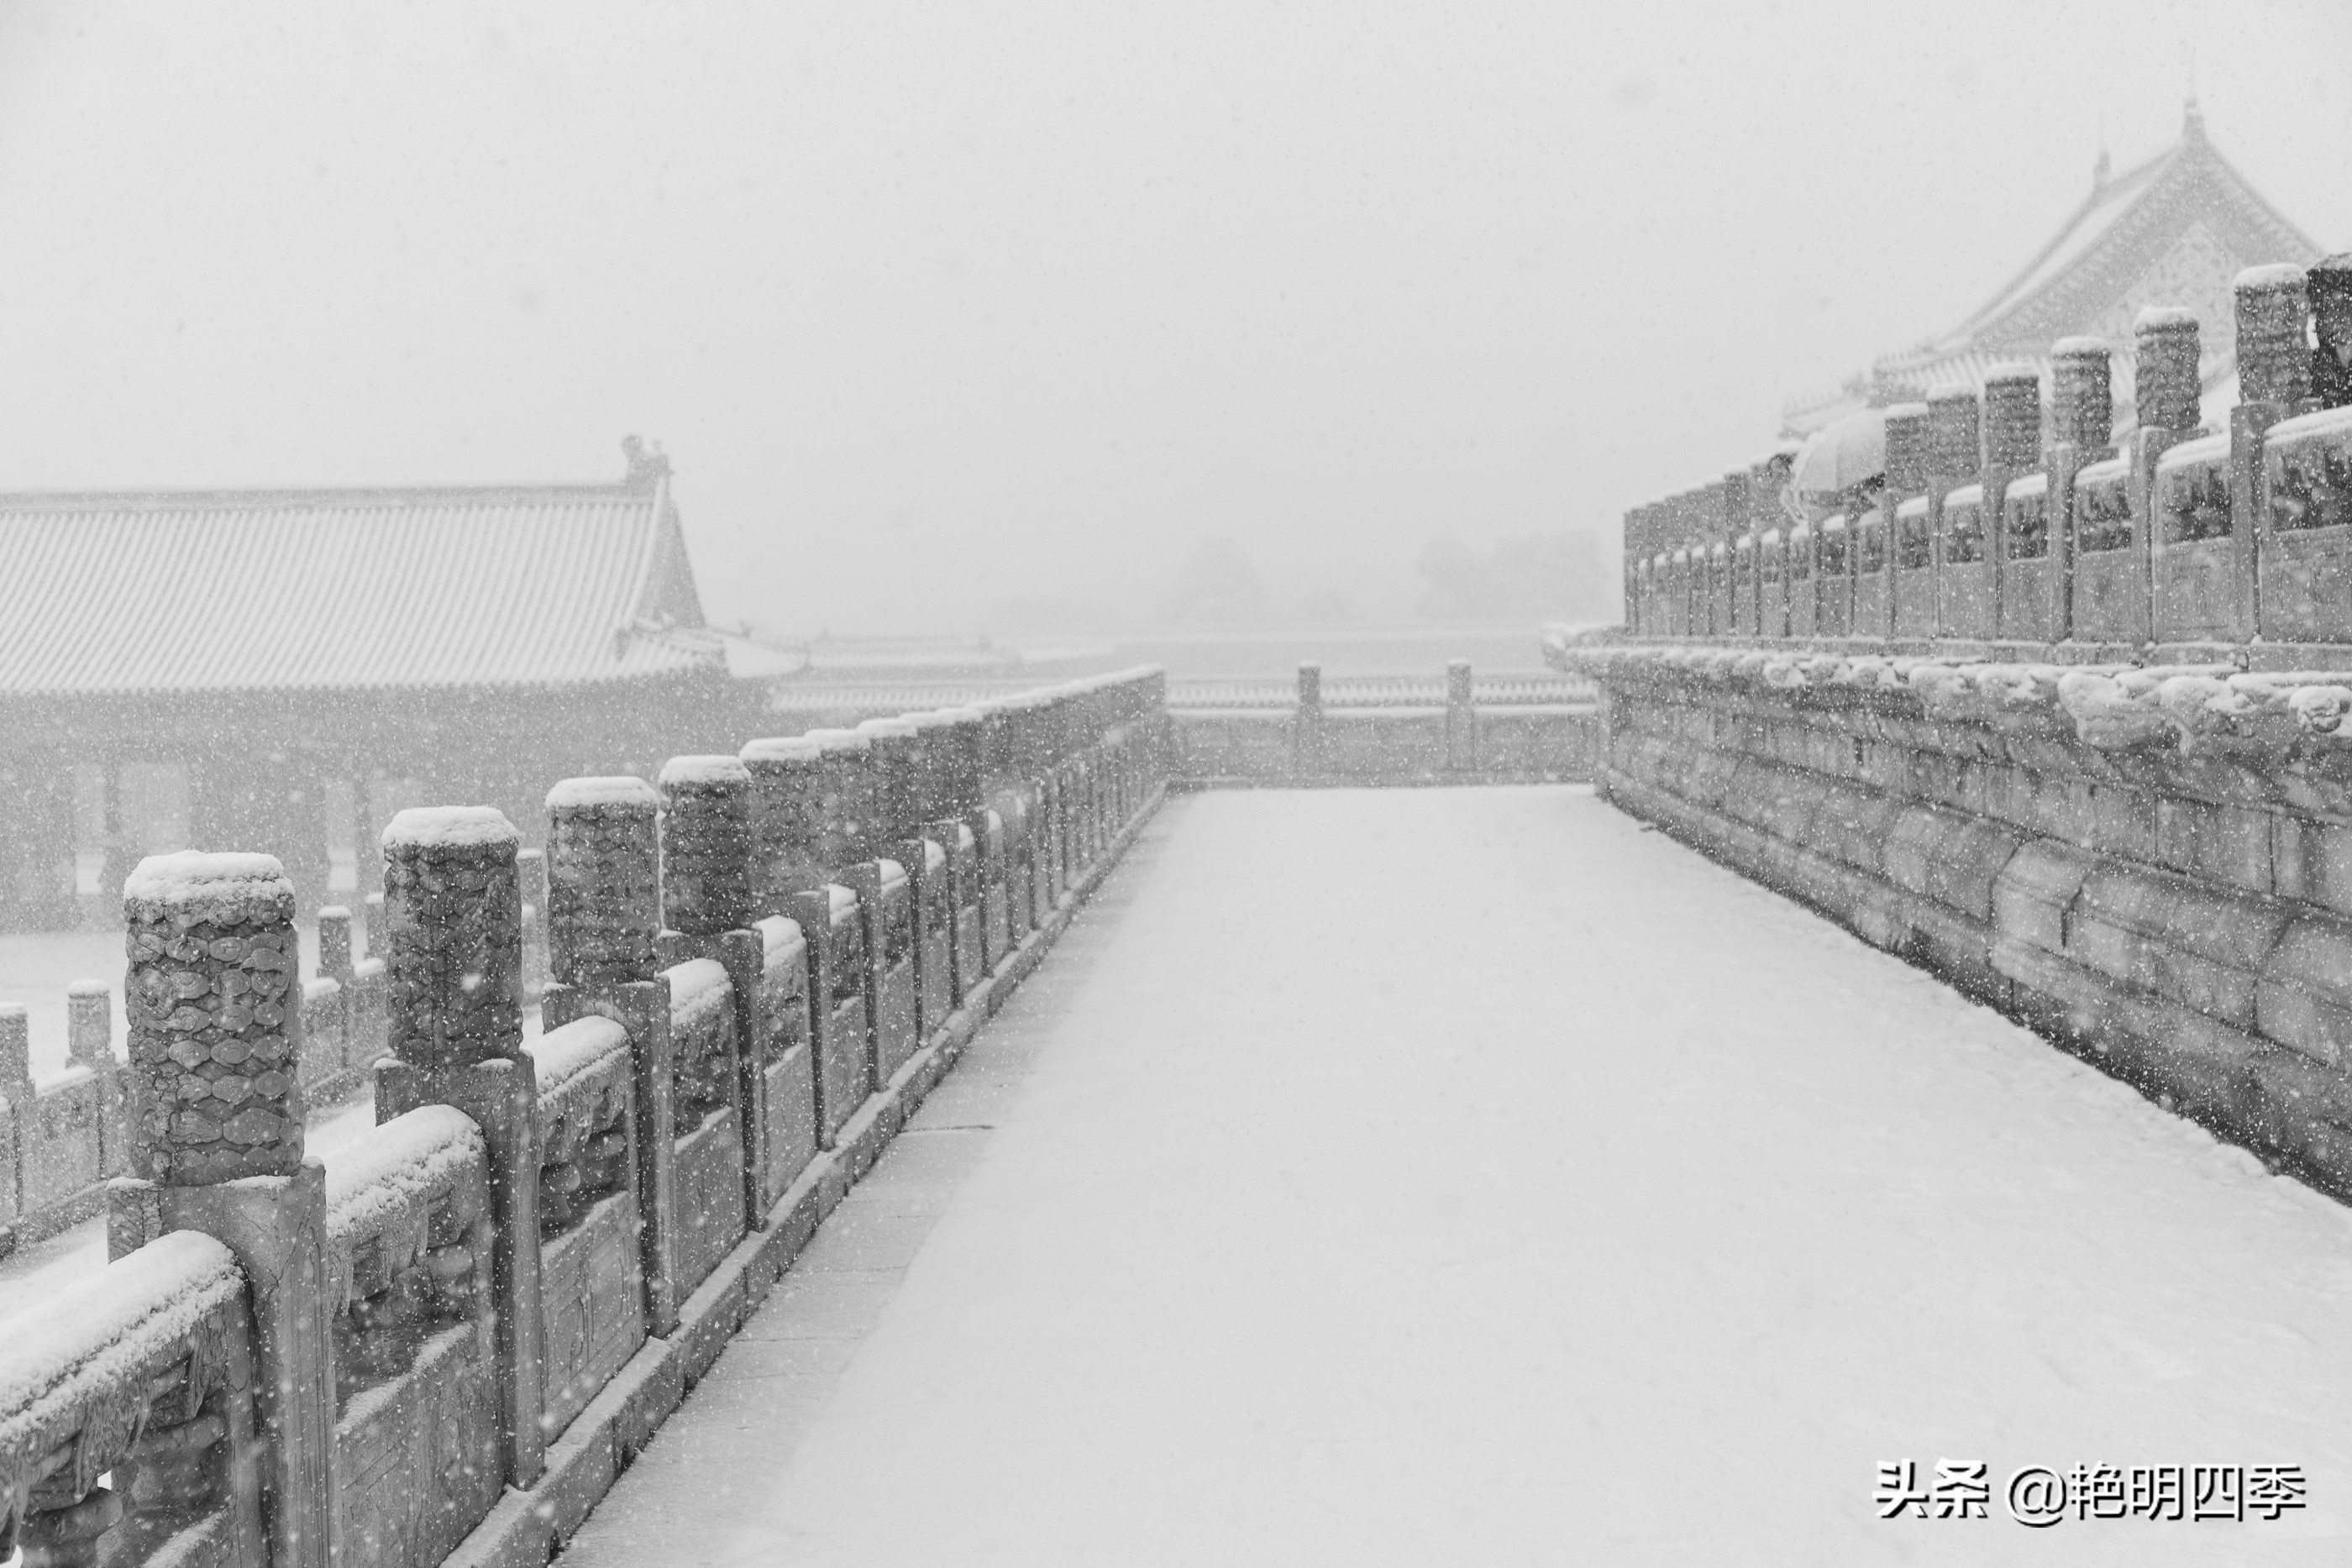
[1584, 637, 2352, 1221]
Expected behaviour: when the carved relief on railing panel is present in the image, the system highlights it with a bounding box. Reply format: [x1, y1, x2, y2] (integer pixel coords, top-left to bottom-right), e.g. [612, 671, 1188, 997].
[0, 1230, 260, 1568]
[323, 1105, 492, 1409]
[664, 959, 736, 1130]
[529, 1016, 633, 1241]
[527, 1015, 643, 1444]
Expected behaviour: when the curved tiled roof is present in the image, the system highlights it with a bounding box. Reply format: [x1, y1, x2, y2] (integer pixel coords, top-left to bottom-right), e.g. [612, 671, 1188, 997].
[1784, 106, 2323, 438]
[0, 468, 717, 696]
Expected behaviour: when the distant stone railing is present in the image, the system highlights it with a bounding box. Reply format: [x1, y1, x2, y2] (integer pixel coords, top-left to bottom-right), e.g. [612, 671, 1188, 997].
[0, 665, 1168, 1568]
[1610, 260, 2352, 662]
[1170, 660, 1596, 784]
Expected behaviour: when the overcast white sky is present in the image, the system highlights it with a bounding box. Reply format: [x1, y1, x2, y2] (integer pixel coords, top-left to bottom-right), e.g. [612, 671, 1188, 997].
[0, 0, 2344, 633]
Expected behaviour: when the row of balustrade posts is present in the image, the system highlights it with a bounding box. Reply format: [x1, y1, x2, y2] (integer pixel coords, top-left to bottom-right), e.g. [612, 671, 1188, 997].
[1289, 660, 1482, 773]
[1625, 259, 2352, 651]
[0, 670, 1165, 1568]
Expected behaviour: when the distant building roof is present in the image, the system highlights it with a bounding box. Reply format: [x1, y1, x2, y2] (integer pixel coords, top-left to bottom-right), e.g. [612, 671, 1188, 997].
[1783, 102, 2324, 437]
[0, 439, 732, 698]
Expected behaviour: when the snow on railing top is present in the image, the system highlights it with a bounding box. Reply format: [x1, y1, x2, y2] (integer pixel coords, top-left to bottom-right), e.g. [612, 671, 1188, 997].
[381, 806, 521, 850]
[658, 755, 751, 789]
[0, 1229, 248, 1536]
[544, 776, 659, 812]
[2157, 433, 2232, 473]
[324, 1105, 490, 1314]
[666, 958, 732, 1040]
[2268, 404, 2352, 447]
[739, 736, 826, 764]
[531, 1015, 633, 1105]
[1560, 641, 2352, 758]
[122, 850, 293, 918]
[757, 914, 805, 968]
[531, 1015, 633, 1174]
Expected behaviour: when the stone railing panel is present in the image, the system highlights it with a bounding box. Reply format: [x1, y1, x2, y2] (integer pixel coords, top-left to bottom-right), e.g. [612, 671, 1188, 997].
[526, 1015, 641, 1444]
[324, 1104, 498, 1568]
[0, 1229, 261, 1568]
[752, 915, 817, 1206]
[664, 957, 745, 1296]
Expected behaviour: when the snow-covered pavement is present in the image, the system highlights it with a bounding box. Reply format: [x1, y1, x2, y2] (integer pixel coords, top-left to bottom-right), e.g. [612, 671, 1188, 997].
[543, 785, 2352, 1564]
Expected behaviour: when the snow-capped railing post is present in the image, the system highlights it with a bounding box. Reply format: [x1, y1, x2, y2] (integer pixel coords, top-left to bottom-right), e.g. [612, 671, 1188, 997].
[741, 737, 829, 910]
[539, 778, 680, 1338]
[2049, 337, 2114, 638]
[857, 716, 923, 852]
[1982, 364, 2038, 623]
[109, 851, 336, 1568]
[2123, 307, 2201, 640]
[66, 979, 130, 1178]
[0, 1004, 26, 1242]
[656, 756, 767, 1234]
[368, 807, 548, 1491]
[517, 847, 549, 1003]
[1294, 662, 1326, 778]
[1924, 385, 1981, 640]
[318, 905, 354, 985]
[1446, 660, 1478, 773]
[2234, 264, 2313, 630]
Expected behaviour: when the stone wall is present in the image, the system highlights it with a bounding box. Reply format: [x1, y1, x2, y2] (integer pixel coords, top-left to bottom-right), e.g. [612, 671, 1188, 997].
[1567, 642, 2352, 1203]
[0, 666, 1168, 1568]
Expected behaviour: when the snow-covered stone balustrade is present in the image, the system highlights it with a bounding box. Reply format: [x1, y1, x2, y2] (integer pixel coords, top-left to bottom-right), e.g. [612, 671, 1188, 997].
[1169, 660, 1595, 784]
[1564, 639, 2352, 1203]
[0, 906, 398, 1254]
[1609, 262, 2352, 661]
[0, 667, 1168, 1568]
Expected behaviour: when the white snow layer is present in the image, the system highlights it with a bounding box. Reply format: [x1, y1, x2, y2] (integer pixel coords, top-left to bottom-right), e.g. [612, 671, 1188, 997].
[324, 1104, 486, 1246]
[529, 1016, 633, 1102]
[544, 777, 658, 812]
[381, 805, 519, 850]
[755, 915, 805, 968]
[0, 1230, 241, 1431]
[665, 958, 732, 1035]
[658, 755, 750, 788]
[738, 737, 824, 765]
[553, 789, 2352, 1565]
[123, 851, 291, 910]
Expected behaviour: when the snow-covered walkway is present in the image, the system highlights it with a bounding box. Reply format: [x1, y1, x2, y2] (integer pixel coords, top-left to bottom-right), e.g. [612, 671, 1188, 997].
[553, 785, 2352, 1565]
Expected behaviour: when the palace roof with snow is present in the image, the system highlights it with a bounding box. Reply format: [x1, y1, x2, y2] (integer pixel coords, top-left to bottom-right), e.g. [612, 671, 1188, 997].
[1782, 102, 2323, 438]
[0, 440, 790, 699]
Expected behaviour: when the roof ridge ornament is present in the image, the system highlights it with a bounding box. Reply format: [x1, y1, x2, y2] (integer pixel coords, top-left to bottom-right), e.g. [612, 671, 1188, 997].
[620, 433, 672, 488]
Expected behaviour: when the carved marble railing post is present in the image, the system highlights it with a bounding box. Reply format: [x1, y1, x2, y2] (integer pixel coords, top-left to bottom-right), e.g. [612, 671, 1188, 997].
[2234, 264, 2313, 628]
[66, 979, 129, 1177]
[740, 737, 828, 912]
[516, 847, 549, 1002]
[2131, 307, 2201, 636]
[657, 757, 765, 1227]
[1446, 660, 1477, 773]
[1294, 663, 1326, 778]
[856, 718, 921, 848]
[2316, 252, 2352, 412]
[1925, 385, 1981, 639]
[2050, 336, 2114, 637]
[1982, 363, 2040, 630]
[539, 779, 677, 1336]
[109, 852, 335, 1568]
[368, 807, 546, 1488]
[1, 1004, 27, 1246]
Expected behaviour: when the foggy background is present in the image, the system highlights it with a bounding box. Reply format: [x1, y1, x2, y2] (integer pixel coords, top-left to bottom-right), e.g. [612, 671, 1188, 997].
[0, 0, 2344, 638]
